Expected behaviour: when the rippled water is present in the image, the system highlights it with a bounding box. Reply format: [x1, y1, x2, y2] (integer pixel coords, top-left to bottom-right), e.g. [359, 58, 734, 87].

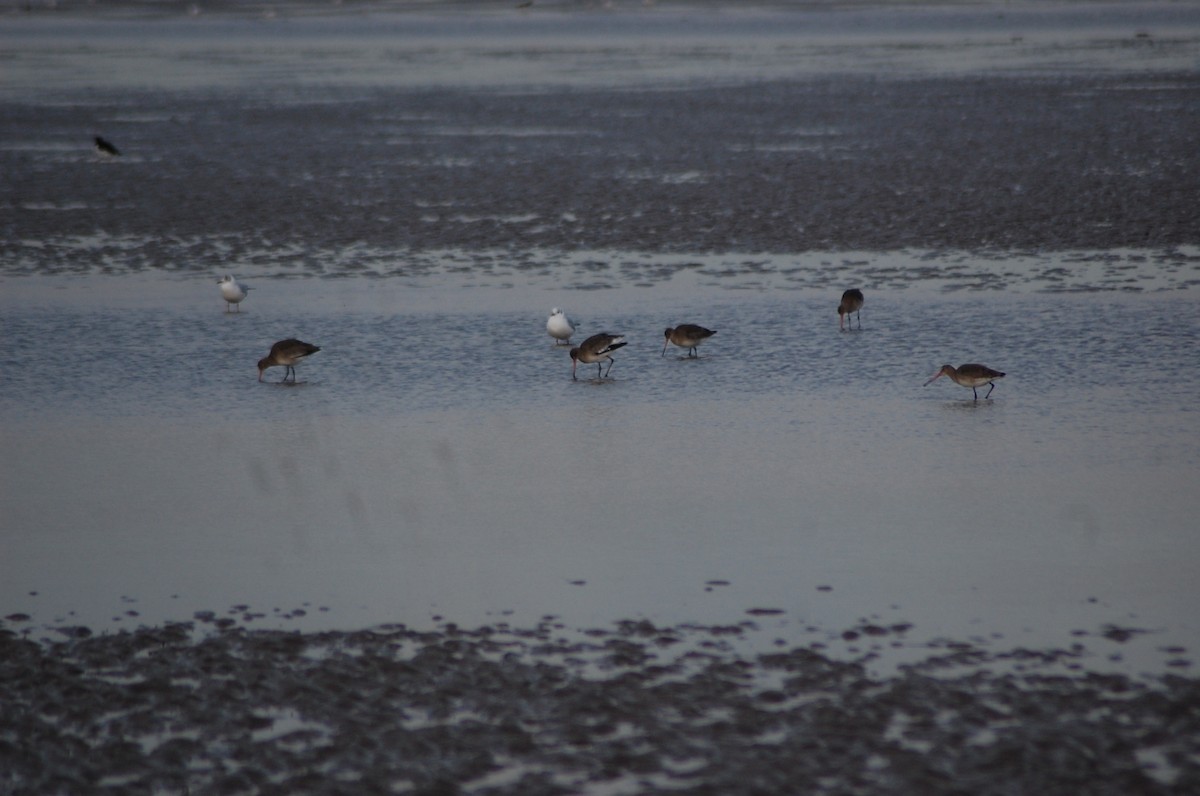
[3, 272, 1198, 676]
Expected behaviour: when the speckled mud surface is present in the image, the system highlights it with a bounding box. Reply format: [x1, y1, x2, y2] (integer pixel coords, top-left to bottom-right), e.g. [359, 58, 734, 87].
[3, 616, 1199, 795]
[6, 74, 1200, 277]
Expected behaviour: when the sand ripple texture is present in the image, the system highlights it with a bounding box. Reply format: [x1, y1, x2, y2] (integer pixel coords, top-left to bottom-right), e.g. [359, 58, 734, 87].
[3, 617, 1199, 795]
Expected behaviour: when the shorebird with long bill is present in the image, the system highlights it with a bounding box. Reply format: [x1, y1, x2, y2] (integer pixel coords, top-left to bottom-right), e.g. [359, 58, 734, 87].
[838, 289, 864, 330]
[662, 324, 716, 358]
[547, 308, 577, 345]
[258, 339, 321, 383]
[924, 363, 1005, 400]
[218, 275, 249, 312]
[570, 333, 627, 380]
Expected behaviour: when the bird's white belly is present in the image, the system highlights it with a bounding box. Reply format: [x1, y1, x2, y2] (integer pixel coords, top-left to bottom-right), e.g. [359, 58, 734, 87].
[547, 317, 574, 338]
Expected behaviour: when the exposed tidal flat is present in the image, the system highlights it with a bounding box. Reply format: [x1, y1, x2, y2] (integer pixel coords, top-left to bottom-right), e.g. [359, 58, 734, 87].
[3, 1, 1200, 793]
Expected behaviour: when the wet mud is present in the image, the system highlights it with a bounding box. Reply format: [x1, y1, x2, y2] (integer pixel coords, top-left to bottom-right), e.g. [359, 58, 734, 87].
[4, 74, 1199, 279]
[3, 616, 1198, 794]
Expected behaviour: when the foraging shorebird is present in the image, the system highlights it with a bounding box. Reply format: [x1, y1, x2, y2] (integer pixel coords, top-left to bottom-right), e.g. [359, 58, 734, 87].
[838, 289, 864, 330]
[570, 333, 627, 380]
[547, 308, 577, 345]
[662, 324, 716, 358]
[924, 364, 1005, 400]
[94, 136, 120, 157]
[258, 339, 320, 383]
[217, 275, 249, 312]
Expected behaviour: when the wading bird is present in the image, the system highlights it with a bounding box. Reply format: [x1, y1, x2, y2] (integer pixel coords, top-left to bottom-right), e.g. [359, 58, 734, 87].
[547, 308, 577, 345]
[662, 324, 716, 358]
[924, 363, 1005, 400]
[218, 275, 249, 312]
[838, 289, 864, 330]
[570, 333, 627, 380]
[258, 339, 321, 383]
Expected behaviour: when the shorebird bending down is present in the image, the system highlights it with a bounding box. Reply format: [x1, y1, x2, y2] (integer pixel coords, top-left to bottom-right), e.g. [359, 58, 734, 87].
[258, 339, 320, 383]
[218, 275, 249, 312]
[838, 289, 864, 330]
[924, 363, 1005, 400]
[570, 333, 627, 380]
[94, 136, 120, 157]
[662, 324, 716, 358]
[547, 308, 577, 345]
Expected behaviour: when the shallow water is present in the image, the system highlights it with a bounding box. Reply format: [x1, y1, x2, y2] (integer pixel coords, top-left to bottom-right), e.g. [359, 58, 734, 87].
[2, 271, 1199, 680]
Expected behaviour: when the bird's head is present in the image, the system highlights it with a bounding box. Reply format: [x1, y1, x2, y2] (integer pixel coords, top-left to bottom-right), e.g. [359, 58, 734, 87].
[923, 365, 954, 386]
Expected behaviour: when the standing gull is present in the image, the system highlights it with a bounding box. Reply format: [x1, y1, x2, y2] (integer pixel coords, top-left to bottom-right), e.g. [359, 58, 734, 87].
[838, 289, 864, 330]
[570, 333, 627, 381]
[547, 308, 577, 345]
[662, 324, 716, 358]
[218, 275, 249, 312]
[258, 339, 321, 383]
[924, 364, 1005, 401]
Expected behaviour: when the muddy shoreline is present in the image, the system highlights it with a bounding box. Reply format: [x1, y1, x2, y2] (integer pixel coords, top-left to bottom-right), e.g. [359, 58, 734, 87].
[5, 73, 1200, 271]
[3, 615, 1198, 794]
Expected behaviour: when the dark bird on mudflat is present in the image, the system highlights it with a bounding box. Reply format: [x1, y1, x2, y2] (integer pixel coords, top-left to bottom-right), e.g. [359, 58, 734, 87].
[94, 136, 120, 157]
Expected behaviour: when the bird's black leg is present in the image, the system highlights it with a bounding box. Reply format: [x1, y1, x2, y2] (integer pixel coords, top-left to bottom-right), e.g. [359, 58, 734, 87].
[985, 382, 995, 399]
[971, 386, 979, 401]
[603, 359, 613, 378]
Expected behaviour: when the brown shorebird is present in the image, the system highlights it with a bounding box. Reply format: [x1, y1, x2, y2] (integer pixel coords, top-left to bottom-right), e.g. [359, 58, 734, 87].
[924, 364, 1005, 400]
[662, 324, 716, 358]
[258, 339, 320, 383]
[94, 135, 120, 157]
[838, 289, 864, 330]
[547, 307, 577, 345]
[218, 275, 249, 312]
[570, 333, 627, 380]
